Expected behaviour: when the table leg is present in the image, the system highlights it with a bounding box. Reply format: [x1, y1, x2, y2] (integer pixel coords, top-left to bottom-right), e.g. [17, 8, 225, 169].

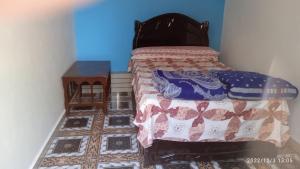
[63, 79, 70, 114]
[107, 75, 111, 113]
[108, 73, 111, 96]
[103, 82, 108, 114]
[90, 84, 94, 103]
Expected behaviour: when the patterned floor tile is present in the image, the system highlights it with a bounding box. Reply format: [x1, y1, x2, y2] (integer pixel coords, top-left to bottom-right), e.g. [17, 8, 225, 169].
[97, 161, 140, 169]
[100, 134, 138, 155]
[103, 115, 135, 129]
[39, 165, 82, 169]
[46, 136, 89, 157]
[155, 161, 199, 169]
[60, 116, 94, 131]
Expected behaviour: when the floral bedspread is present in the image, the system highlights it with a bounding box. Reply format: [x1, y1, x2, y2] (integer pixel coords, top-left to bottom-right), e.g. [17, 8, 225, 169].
[129, 58, 290, 148]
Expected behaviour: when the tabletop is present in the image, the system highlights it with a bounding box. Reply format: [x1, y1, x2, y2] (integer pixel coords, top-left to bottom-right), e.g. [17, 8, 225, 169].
[63, 61, 110, 78]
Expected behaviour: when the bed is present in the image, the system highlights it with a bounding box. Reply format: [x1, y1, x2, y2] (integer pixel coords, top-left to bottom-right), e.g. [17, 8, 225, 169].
[129, 13, 290, 166]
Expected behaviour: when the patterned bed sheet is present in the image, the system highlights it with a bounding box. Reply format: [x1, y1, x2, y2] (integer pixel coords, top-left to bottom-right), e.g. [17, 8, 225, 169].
[129, 58, 290, 148]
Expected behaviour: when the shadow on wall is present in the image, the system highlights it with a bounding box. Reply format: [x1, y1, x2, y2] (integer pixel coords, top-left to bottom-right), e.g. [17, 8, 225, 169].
[73, 0, 225, 72]
[268, 55, 300, 141]
[221, 0, 300, 142]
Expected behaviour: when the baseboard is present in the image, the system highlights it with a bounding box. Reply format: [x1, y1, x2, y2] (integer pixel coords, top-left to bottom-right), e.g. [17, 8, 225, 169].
[289, 138, 300, 153]
[29, 109, 65, 169]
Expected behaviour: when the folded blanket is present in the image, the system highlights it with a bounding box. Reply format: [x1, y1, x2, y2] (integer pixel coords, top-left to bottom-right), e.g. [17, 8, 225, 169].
[153, 70, 227, 100]
[210, 70, 299, 100]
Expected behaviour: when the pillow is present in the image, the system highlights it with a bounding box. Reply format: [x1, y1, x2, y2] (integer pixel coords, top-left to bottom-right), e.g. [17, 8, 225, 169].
[210, 70, 299, 100]
[132, 46, 220, 56]
[153, 70, 227, 100]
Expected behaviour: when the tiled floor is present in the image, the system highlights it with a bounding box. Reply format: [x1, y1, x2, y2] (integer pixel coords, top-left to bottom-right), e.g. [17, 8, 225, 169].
[34, 91, 141, 169]
[34, 77, 300, 169]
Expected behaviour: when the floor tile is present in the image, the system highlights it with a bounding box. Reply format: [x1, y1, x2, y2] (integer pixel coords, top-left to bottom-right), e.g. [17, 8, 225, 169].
[103, 115, 135, 129]
[39, 165, 82, 169]
[53, 139, 82, 154]
[60, 116, 94, 131]
[155, 161, 199, 169]
[99, 134, 138, 155]
[46, 136, 89, 158]
[97, 161, 140, 169]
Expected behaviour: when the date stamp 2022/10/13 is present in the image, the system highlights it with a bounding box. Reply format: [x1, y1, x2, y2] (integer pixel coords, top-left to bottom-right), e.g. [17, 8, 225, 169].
[246, 154, 297, 164]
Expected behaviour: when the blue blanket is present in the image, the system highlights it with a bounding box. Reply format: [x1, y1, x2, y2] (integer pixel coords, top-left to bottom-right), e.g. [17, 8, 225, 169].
[210, 70, 299, 100]
[152, 70, 227, 100]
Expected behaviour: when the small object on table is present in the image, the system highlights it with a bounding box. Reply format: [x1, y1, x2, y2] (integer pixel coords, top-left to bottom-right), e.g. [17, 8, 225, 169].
[62, 61, 111, 114]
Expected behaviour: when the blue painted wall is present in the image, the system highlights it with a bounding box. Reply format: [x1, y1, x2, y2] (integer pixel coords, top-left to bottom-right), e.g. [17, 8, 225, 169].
[74, 0, 225, 72]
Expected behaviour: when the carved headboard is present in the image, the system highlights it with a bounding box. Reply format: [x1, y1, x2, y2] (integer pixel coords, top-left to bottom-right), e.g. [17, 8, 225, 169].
[133, 13, 209, 49]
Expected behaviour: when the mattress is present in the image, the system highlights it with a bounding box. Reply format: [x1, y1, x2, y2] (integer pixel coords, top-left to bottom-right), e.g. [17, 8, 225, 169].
[129, 58, 290, 148]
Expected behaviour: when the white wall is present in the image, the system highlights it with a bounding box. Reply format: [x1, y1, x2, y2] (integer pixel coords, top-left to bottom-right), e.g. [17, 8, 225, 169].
[0, 14, 75, 169]
[222, 0, 300, 142]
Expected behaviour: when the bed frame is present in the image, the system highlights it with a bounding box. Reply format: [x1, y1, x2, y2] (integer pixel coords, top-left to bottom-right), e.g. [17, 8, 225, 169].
[132, 13, 278, 167]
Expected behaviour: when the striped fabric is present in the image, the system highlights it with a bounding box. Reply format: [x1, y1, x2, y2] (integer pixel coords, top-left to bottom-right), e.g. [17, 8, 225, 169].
[210, 70, 299, 100]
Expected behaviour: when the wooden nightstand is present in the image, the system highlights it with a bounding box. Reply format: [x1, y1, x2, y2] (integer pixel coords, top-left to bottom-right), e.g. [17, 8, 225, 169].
[62, 61, 111, 114]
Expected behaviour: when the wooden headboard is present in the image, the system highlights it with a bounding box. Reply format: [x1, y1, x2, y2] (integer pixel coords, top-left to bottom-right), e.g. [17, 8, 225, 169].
[133, 13, 209, 49]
